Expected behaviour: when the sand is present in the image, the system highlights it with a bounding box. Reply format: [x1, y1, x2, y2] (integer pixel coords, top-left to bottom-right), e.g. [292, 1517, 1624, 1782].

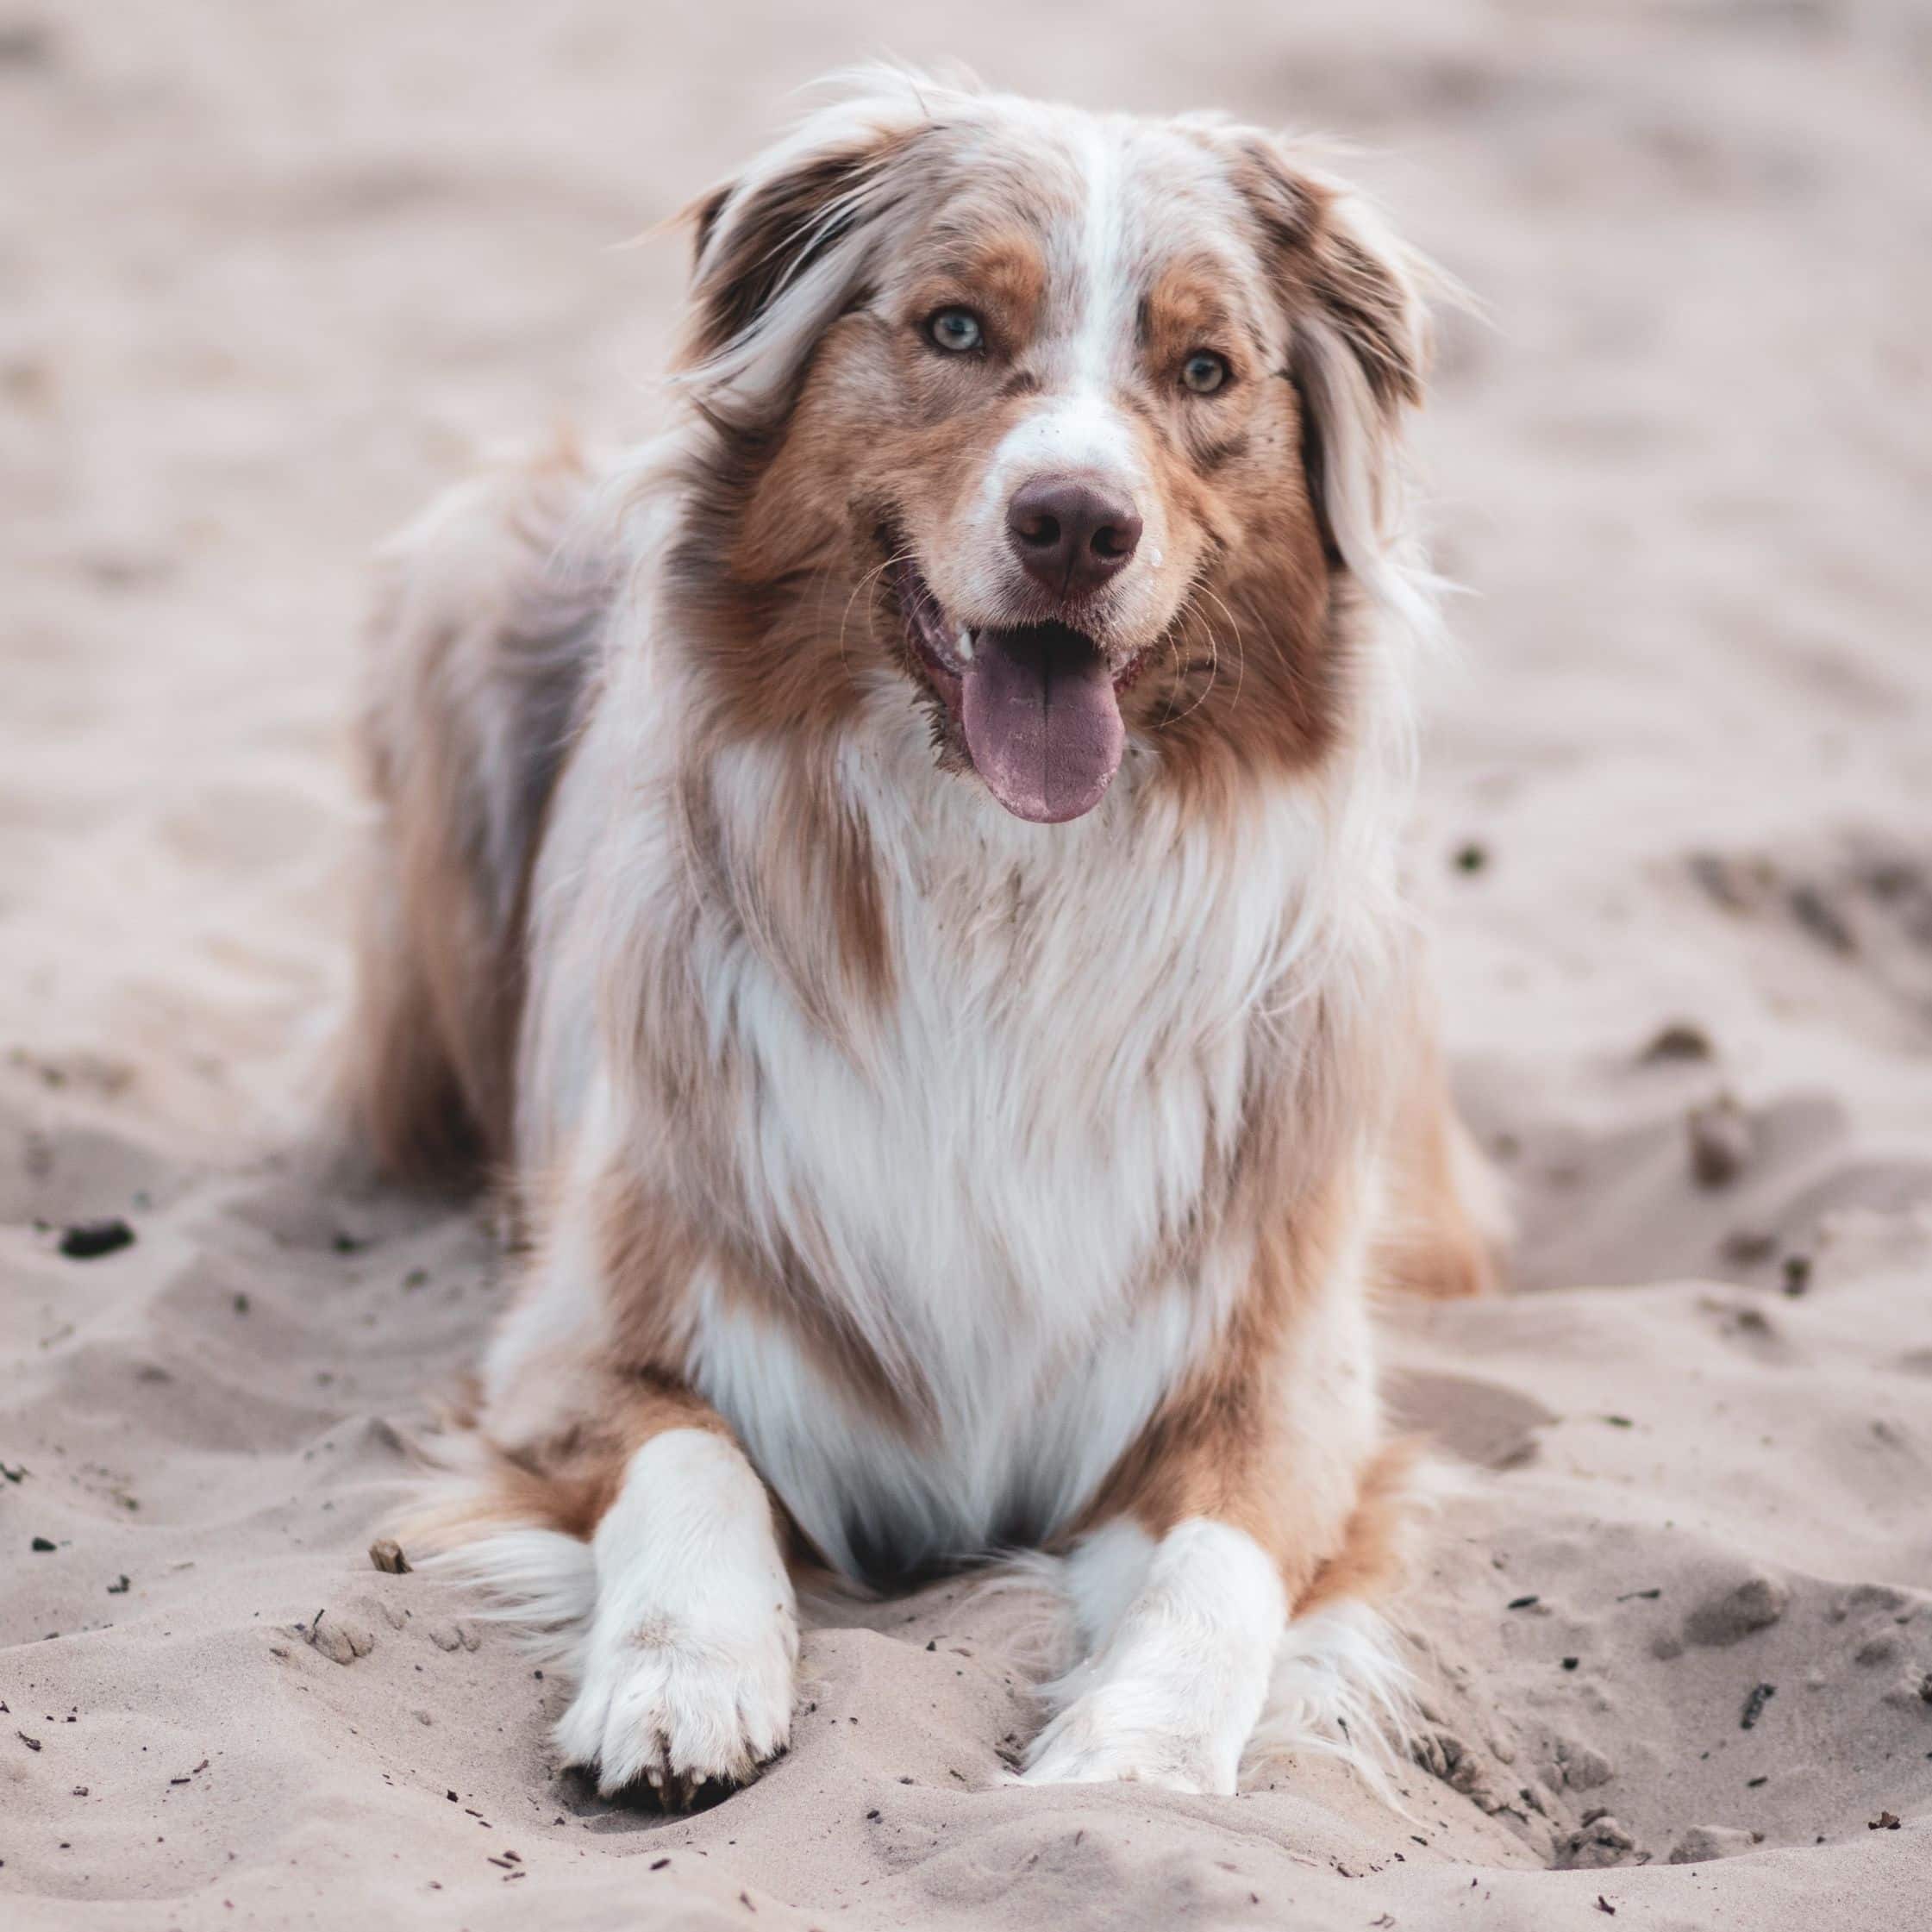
[4, 2, 1930, 1925]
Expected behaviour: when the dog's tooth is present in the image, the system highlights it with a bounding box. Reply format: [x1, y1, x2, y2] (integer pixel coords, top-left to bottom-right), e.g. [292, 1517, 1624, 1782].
[957, 628, 974, 662]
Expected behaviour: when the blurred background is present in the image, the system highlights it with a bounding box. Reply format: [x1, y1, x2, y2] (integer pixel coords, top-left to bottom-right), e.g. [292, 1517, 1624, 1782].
[3, 1, 1929, 1285]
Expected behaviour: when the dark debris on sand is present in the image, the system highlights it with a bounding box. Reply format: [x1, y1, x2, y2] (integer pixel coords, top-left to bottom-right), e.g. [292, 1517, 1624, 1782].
[59, 1218, 135, 1260]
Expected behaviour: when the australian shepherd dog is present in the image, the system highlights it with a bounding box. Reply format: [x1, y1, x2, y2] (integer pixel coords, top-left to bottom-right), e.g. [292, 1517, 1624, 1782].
[343, 68, 1504, 1806]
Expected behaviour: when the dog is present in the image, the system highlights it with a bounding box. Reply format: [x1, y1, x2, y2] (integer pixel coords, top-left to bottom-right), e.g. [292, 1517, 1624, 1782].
[343, 67, 1504, 1805]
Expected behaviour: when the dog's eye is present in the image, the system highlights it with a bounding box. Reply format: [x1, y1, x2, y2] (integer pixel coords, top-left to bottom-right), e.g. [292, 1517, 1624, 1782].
[1180, 350, 1230, 395]
[927, 308, 985, 353]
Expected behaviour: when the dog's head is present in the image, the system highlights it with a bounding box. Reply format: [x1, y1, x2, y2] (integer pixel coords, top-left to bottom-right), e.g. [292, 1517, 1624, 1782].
[675, 70, 1433, 823]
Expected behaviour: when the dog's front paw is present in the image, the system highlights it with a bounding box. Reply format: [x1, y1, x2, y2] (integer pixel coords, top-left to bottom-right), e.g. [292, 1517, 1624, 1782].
[557, 1604, 798, 1804]
[1021, 1682, 1236, 1796]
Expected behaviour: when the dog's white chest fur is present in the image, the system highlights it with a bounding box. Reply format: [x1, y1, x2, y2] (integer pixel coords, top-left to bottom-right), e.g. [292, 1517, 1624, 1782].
[666, 702, 1322, 1577]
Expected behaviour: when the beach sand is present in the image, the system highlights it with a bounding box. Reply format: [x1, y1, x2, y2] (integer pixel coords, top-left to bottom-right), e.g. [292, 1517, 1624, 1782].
[3, 3, 1930, 1924]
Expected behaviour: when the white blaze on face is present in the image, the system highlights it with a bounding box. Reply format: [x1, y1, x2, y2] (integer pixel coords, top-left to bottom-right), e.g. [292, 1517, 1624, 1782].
[956, 119, 1166, 633]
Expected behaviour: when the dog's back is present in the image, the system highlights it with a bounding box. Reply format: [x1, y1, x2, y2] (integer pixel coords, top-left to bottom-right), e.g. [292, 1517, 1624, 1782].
[342, 436, 610, 1181]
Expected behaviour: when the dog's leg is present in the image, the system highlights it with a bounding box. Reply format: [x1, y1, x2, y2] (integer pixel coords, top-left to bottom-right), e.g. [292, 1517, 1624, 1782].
[1023, 1515, 1285, 1794]
[552, 1396, 799, 1805]
[1024, 1440, 1421, 1794]
[1025, 1193, 1404, 1796]
[448, 1129, 802, 1804]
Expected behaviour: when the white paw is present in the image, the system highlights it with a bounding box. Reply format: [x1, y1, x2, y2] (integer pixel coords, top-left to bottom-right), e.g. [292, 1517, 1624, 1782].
[556, 1428, 799, 1804]
[1021, 1517, 1286, 1798]
[1021, 1682, 1236, 1796]
[557, 1600, 797, 1802]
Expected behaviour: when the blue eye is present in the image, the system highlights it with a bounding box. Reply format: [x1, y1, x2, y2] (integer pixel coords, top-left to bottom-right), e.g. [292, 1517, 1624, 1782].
[1181, 350, 1230, 395]
[928, 307, 984, 353]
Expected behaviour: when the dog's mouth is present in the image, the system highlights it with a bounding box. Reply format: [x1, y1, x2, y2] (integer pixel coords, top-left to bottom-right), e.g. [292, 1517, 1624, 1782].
[890, 557, 1147, 825]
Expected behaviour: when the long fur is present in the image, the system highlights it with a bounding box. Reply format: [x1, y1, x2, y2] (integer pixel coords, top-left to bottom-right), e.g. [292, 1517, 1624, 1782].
[349, 67, 1505, 1804]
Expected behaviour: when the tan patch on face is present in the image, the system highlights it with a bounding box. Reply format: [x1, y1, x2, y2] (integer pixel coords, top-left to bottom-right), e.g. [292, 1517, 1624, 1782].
[1122, 371, 1341, 817]
[685, 293, 1044, 773]
[1140, 259, 1247, 390]
[904, 223, 1048, 361]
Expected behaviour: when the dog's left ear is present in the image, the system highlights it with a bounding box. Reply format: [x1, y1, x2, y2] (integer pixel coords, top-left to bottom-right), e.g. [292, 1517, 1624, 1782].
[1226, 136, 1434, 595]
[678, 74, 941, 429]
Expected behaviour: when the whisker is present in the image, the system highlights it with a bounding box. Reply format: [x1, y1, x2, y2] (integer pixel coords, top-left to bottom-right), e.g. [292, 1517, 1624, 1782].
[1155, 584, 1224, 732]
[836, 548, 912, 683]
[1191, 583, 1247, 716]
[1164, 629, 1222, 729]
[1154, 591, 1212, 731]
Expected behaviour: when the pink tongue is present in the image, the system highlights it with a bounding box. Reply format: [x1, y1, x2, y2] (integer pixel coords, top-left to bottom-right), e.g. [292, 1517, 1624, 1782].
[960, 625, 1124, 824]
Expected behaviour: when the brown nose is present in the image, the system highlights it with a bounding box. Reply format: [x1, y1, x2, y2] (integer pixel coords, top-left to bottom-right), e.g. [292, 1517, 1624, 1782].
[1005, 476, 1143, 599]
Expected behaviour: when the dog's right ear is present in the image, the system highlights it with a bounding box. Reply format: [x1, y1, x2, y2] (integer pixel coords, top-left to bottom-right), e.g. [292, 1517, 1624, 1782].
[677, 72, 943, 429]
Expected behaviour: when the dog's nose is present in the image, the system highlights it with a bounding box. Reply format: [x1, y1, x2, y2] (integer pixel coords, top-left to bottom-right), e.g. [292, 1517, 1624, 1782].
[1005, 476, 1143, 598]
